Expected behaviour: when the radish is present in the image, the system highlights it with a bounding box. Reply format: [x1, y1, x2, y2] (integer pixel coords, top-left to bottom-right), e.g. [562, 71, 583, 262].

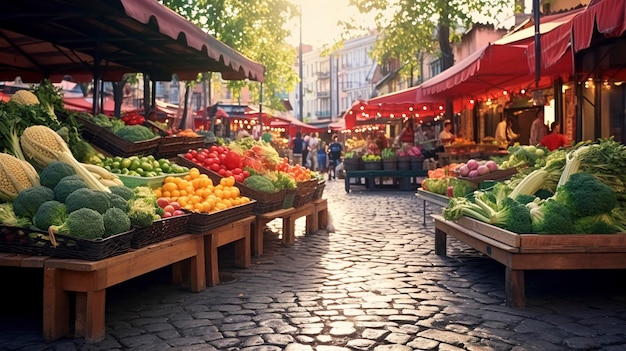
[458, 165, 470, 177]
[477, 165, 490, 175]
[468, 170, 479, 178]
[466, 159, 479, 171]
[485, 160, 498, 172]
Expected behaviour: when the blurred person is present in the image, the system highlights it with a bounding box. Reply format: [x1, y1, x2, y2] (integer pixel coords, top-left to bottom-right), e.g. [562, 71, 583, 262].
[438, 120, 456, 148]
[495, 117, 518, 149]
[529, 109, 548, 145]
[327, 134, 343, 180]
[541, 121, 570, 151]
[290, 131, 304, 166]
[317, 140, 327, 173]
[308, 132, 319, 171]
[302, 133, 310, 168]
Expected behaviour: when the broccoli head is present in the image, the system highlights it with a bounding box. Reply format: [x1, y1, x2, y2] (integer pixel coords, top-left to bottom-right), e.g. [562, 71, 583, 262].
[50, 207, 105, 240]
[573, 213, 626, 234]
[39, 162, 76, 189]
[54, 175, 88, 202]
[103, 207, 131, 237]
[106, 192, 129, 212]
[554, 172, 617, 218]
[33, 200, 67, 231]
[0, 203, 31, 227]
[65, 188, 111, 214]
[529, 198, 574, 234]
[13, 186, 55, 219]
[493, 196, 533, 234]
[109, 185, 134, 201]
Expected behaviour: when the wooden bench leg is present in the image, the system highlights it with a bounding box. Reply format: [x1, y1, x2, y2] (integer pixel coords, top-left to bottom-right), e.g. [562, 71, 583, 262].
[204, 234, 220, 286]
[310, 209, 319, 233]
[505, 267, 525, 308]
[283, 216, 295, 246]
[75, 290, 106, 343]
[233, 224, 251, 268]
[43, 267, 70, 341]
[172, 236, 206, 292]
[252, 217, 265, 257]
[317, 201, 328, 230]
[435, 227, 447, 256]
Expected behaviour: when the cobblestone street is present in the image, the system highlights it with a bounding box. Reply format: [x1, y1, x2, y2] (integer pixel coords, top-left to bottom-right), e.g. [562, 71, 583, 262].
[2, 179, 626, 351]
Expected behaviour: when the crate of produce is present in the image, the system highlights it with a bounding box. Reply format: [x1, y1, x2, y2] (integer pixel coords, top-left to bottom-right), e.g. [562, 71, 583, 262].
[312, 180, 326, 200]
[77, 117, 103, 142]
[0, 225, 133, 261]
[383, 159, 397, 170]
[293, 189, 315, 208]
[296, 179, 318, 195]
[156, 136, 185, 159]
[186, 200, 256, 234]
[131, 214, 190, 249]
[177, 155, 286, 214]
[363, 160, 382, 170]
[93, 127, 161, 157]
[184, 136, 207, 151]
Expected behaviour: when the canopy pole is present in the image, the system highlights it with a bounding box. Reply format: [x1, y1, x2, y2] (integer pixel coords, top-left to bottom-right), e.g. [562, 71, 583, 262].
[533, 0, 541, 89]
[259, 82, 264, 133]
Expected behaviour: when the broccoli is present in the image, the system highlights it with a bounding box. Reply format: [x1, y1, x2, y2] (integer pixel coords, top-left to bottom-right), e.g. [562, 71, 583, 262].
[515, 194, 537, 206]
[33, 200, 67, 231]
[572, 213, 626, 234]
[54, 175, 88, 202]
[40, 161, 76, 189]
[116, 125, 156, 142]
[132, 186, 157, 201]
[243, 175, 277, 193]
[65, 188, 111, 214]
[0, 203, 31, 227]
[13, 186, 55, 219]
[109, 185, 134, 201]
[554, 172, 617, 218]
[50, 207, 105, 240]
[103, 207, 131, 237]
[443, 192, 532, 234]
[106, 192, 129, 212]
[127, 197, 159, 228]
[528, 198, 574, 234]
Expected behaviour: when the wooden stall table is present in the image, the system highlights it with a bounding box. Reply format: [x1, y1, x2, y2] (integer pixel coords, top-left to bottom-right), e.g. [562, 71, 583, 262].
[252, 204, 318, 257]
[42, 234, 206, 343]
[196, 216, 254, 286]
[344, 169, 426, 193]
[432, 215, 626, 308]
[0, 252, 49, 268]
[312, 198, 328, 231]
[415, 189, 449, 226]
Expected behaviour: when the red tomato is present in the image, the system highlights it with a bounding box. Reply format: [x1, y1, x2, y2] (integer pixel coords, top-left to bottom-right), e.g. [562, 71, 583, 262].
[184, 152, 194, 160]
[224, 170, 233, 177]
[217, 168, 227, 176]
[210, 145, 218, 153]
[209, 163, 221, 172]
[234, 174, 244, 183]
[196, 154, 206, 163]
[232, 168, 242, 175]
[242, 170, 250, 178]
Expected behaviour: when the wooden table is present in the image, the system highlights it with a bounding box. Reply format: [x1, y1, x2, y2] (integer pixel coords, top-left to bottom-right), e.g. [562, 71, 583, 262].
[196, 216, 254, 286]
[415, 189, 449, 226]
[433, 215, 626, 308]
[344, 169, 426, 193]
[42, 234, 206, 342]
[252, 203, 318, 257]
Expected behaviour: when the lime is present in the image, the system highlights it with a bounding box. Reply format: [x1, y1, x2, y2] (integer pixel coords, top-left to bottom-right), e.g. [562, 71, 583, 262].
[111, 161, 121, 170]
[113, 156, 123, 163]
[130, 160, 141, 170]
[120, 158, 132, 169]
[140, 162, 154, 172]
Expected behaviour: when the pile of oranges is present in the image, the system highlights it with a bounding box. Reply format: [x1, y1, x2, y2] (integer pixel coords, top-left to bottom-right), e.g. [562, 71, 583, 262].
[275, 157, 312, 182]
[153, 168, 250, 213]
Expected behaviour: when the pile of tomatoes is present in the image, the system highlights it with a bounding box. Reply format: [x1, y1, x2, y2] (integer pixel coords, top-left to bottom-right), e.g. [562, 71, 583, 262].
[183, 145, 251, 183]
[154, 168, 250, 214]
[275, 157, 312, 182]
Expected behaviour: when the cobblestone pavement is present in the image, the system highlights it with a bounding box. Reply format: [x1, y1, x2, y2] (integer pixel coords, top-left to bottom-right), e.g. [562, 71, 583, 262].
[2, 179, 626, 351]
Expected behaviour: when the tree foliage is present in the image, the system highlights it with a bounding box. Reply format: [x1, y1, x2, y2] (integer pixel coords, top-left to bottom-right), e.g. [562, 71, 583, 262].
[161, 0, 300, 110]
[344, 0, 511, 82]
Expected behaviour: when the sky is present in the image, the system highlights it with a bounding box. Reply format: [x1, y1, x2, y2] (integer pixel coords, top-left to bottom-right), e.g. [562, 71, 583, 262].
[286, 0, 369, 48]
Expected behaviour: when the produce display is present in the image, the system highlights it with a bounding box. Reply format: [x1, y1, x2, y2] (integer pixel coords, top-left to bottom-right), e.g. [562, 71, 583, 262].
[441, 138, 626, 235]
[95, 155, 189, 177]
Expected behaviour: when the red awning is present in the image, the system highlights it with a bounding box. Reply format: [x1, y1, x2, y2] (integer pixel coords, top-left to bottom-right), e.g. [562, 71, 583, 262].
[1, 0, 264, 82]
[270, 112, 324, 134]
[63, 97, 141, 115]
[421, 44, 533, 97]
[528, 0, 626, 75]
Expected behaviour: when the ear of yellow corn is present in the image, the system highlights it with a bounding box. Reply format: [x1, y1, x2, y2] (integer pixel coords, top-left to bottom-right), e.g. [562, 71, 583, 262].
[20, 125, 110, 193]
[0, 153, 40, 201]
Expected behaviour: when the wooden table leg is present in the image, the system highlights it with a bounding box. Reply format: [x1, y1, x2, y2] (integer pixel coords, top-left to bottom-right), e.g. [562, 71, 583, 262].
[316, 200, 328, 229]
[434, 227, 447, 256]
[233, 223, 251, 268]
[75, 290, 106, 343]
[283, 216, 295, 246]
[252, 217, 265, 257]
[43, 267, 70, 341]
[505, 267, 526, 308]
[310, 207, 319, 232]
[204, 234, 220, 286]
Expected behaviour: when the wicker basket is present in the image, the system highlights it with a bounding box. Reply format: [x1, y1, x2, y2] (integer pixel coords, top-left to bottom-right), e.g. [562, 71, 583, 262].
[293, 189, 315, 208]
[312, 181, 326, 200]
[155, 136, 185, 159]
[184, 136, 207, 151]
[410, 156, 424, 170]
[383, 158, 397, 170]
[363, 160, 382, 170]
[397, 156, 411, 170]
[344, 158, 359, 171]
[77, 117, 103, 142]
[131, 214, 190, 248]
[93, 127, 161, 157]
[186, 201, 256, 233]
[0, 225, 133, 261]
